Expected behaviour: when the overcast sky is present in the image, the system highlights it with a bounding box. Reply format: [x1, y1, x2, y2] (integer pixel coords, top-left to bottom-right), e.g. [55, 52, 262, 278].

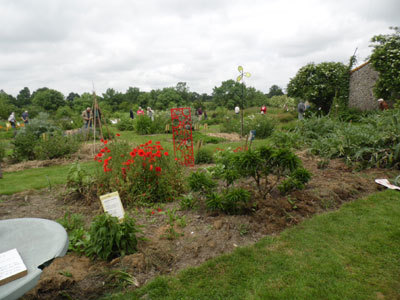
[0, 0, 398, 97]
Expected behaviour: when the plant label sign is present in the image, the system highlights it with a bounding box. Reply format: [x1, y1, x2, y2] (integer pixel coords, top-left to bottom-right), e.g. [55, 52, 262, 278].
[0, 248, 28, 286]
[99, 191, 125, 220]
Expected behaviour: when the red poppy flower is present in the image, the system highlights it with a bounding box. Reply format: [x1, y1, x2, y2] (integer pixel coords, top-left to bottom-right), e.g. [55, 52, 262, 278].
[138, 149, 145, 156]
[100, 149, 105, 153]
[116, 133, 120, 137]
[151, 211, 155, 215]
[149, 164, 154, 171]
[107, 150, 111, 153]
[104, 140, 108, 144]
[148, 140, 152, 144]
[97, 153, 103, 157]
[156, 141, 160, 144]
[155, 166, 162, 172]
[157, 208, 162, 212]
[175, 158, 178, 161]
[164, 151, 169, 156]
[98, 159, 102, 163]
[100, 138, 104, 142]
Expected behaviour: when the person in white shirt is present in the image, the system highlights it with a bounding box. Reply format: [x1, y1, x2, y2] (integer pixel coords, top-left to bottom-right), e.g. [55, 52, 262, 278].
[234, 106, 240, 114]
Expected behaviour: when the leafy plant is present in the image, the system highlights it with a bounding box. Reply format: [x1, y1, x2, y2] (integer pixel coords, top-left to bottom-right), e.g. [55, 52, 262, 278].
[195, 148, 214, 164]
[188, 170, 217, 193]
[116, 116, 134, 131]
[206, 187, 250, 215]
[179, 193, 197, 210]
[85, 213, 140, 261]
[57, 212, 88, 254]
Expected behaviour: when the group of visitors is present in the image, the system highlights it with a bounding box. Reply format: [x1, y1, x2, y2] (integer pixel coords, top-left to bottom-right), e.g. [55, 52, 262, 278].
[130, 107, 155, 121]
[7, 111, 29, 128]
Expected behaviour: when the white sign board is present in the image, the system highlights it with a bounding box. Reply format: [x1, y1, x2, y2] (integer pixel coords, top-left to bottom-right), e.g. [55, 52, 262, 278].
[0, 249, 27, 286]
[99, 191, 125, 220]
[375, 179, 400, 191]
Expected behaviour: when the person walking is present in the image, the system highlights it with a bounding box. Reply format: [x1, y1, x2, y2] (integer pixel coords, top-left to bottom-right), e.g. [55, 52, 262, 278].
[197, 107, 203, 121]
[147, 107, 154, 121]
[378, 98, 388, 110]
[297, 101, 306, 120]
[130, 109, 135, 119]
[137, 107, 145, 116]
[82, 107, 92, 128]
[21, 110, 29, 125]
[260, 105, 267, 114]
[8, 112, 16, 128]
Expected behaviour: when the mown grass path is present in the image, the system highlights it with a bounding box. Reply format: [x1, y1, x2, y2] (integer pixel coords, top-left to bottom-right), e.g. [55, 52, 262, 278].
[0, 162, 95, 195]
[110, 190, 400, 300]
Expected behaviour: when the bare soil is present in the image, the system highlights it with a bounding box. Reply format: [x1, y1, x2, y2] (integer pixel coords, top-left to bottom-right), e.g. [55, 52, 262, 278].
[0, 153, 396, 299]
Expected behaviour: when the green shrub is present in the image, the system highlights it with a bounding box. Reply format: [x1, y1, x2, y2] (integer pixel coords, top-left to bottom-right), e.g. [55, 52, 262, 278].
[57, 212, 87, 254]
[179, 193, 197, 210]
[221, 114, 275, 139]
[0, 142, 6, 162]
[206, 188, 250, 215]
[195, 148, 214, 164]
[134, 115, 153, 134]
[116, 117, 134, 131]
[188, 170, 217, 193]
[33, 133, 80, 160]
[278, 167, 312, 195]
[85, 214, 140, 261]
[12, 131, 37, 161]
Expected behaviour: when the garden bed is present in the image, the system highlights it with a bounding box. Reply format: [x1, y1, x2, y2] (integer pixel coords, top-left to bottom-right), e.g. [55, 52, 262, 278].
[0, 154, 395, 299]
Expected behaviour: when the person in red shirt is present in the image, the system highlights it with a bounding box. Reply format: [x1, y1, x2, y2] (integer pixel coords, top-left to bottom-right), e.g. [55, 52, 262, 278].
[137, 107, 145, 115]
[378, 99, 388, 111]
[260, 105, 267, 114]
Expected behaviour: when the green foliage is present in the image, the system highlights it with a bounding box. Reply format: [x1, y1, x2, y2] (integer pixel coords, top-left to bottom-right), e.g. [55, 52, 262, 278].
[195, 148, 214, 164]
[287, 62, 349, 113]
[116, 116, 134, 131]
[85, 214, 140, 261]
[210, 146, 309, 199]
[32, 89, 66, 111]
[370, 27, 400, 101]
[0, 142, 5, 162]
[188, 170, 217, 193]
[33, 133, 80, 160]
[179, 193, 197, 210]
[221, 114, 275, 138]
[192, 131, 225, 144]
[266, 95, 296, 109]
[278, 167, 312, 195]
[267, 85, 284, 98]
[66, 162, 93, 198]
[57, 212, 87, 254]
[270, 131, 302, 149]
[205, 188, 250, 215]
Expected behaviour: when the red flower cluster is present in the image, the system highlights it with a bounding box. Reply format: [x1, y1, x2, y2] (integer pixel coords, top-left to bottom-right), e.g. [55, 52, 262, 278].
[94, 139, 170, 178]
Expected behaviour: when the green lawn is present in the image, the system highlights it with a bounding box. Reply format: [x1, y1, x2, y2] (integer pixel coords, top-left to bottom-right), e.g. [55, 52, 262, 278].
[0, 162, 95, 195]
[109, 190, 400, 300]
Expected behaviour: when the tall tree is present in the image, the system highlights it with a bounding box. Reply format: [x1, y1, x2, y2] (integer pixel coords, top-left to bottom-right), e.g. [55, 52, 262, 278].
[287, 62, 349, 113]
[66, 92, 80, 107]
[212, 79, 243, 109]
[125, 87, 140, 104]
[32, 89, 65, 112]
[267, 85, 284, 98]
[16, 87, 31, 107]
[370, 27, 400, 100]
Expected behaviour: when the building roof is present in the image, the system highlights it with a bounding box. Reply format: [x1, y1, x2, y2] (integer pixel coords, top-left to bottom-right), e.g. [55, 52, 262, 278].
[350, 61, 370, 74]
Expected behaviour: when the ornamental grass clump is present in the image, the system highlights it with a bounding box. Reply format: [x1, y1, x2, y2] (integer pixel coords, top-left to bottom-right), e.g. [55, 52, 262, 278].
[94, 136, 184, 205]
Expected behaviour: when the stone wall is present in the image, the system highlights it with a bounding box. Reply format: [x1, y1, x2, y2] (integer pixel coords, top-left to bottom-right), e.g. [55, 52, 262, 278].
[349, 62, 379, 111]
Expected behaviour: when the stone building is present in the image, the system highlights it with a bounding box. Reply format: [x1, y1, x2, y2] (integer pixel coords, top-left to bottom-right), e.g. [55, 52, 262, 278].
[348, 61, 379, 111]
